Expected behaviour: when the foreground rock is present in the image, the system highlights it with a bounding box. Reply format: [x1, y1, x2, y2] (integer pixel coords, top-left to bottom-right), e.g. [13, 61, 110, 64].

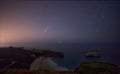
[0, 47, 34, 69]
[75, 61, 119, 74]
[0, 69, 76, 74]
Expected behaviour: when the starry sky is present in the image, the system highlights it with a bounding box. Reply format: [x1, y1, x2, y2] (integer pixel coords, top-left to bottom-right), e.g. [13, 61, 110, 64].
[0, 1, 120, 46]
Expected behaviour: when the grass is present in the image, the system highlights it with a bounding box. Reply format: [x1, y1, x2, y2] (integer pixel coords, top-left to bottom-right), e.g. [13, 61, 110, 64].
[81, 61, 117, 69]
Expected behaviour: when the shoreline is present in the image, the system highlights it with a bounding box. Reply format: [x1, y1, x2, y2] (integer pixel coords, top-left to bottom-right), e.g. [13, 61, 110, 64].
[30, 57, 69, 71]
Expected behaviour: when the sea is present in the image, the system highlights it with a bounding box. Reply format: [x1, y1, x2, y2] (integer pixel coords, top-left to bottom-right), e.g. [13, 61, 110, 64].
[4, 42, 120, 70]
[27, 42, 120, 70]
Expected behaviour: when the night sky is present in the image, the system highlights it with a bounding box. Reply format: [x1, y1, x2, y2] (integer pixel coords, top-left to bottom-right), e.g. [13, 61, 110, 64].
[0, 1, 120, 46]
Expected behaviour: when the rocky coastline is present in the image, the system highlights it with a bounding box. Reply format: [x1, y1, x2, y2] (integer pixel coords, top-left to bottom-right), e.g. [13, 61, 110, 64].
[0, 46, 119, 74]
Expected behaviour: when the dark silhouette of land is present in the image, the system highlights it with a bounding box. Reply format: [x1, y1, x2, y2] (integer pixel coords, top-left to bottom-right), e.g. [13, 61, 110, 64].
[0, 46, 64, 69]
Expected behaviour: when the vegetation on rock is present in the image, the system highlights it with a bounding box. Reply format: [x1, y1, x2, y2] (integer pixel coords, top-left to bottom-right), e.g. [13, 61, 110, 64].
[75, 61, 119, 74]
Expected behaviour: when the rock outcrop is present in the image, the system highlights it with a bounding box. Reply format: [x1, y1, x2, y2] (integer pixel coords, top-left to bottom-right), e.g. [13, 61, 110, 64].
[75, 62, 119, 74]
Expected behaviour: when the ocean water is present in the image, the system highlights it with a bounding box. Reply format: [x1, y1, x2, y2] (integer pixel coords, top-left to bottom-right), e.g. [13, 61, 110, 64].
[9, 42, 120, 69]
[42, 42, 120, 69]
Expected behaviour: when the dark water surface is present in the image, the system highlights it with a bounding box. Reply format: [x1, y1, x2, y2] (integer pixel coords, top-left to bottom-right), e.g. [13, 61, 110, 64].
[50, 43, 120, 69]
[7, 42, 120, 69]
[33, 42, 120, 69]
